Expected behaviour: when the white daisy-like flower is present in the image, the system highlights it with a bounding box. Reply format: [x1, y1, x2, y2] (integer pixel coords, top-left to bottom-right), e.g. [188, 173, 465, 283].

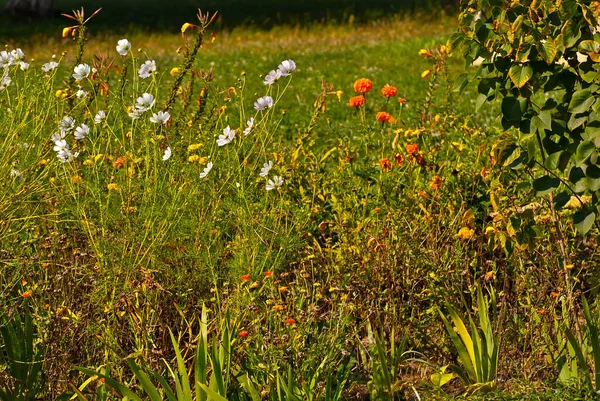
[94, 110, 106, 124]
[76, 89, 87, 99]
[0, 72, 11, 91]
[74, 124, 89, 140]
[243, 117, 255, 136]
[57, 148, 79, 163]
[53, 139, 68, 152]
[59, 116, 75, 133]
[277, 59, 296, 76]
[116, 39, 131, 56]
[199, 161, 213, 178]
[42, 61, 58, 72]
[150, 111, 171, 124]
[162, 147, 172, 161]
[10, 48, 24, 61]
[266, 175, 284, 191]
[0, 51, 14, 69]
[217, 126, 235, 146]
[51, 132, 66, 143]
[128, 109, 141, 119]
[138, 60, 157, 79]
[259, 161, 273, 177]
[72, 63, 91, 81]
[263, 69, 282, 85]
[19, 62, 29, 70]
[9, 168, 22, 179]
[254, 96, 274, 111]
[135, 93, 155, 112]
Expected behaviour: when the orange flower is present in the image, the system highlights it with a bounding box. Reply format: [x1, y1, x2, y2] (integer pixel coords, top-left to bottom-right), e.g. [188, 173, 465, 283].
[21, 291, 31, 298]
[241, 274, 250, 282]
[272, 304, 284, 311]
[421, 69, 431, 79]
[381, 84, 398, 98]
[239, 330, 249, 337]
[373, 207, 381, 213]
[348, 95, 365, 108]
[353, 78, 373, 94]
[406, 144, 419, 155]
[398, 97, 407, 105]
[376, 111, 396, 123]
[430, 176, 443, 190]
[394, 153, 404, 166]
[379, 157, 392, 171]
[284, 318, 296, 325]
[278, 286, 288, 293]
[264, 271, 273, 278]
[113, 157, 125, 168]
[550, 291, 560, 298]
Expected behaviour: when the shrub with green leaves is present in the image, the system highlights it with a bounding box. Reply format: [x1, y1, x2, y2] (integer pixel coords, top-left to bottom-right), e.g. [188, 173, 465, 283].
[450, 0, 600, 235]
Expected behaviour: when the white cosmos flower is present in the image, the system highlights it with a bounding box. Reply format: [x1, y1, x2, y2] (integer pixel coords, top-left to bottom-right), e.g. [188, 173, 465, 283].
[74, 124, 89, 140]
[135, 93, 155, 112]
[138, 60, 157, 79]
[59, 116, 75, 133]
[217, 126, 235, 146]
[243, 117, 255, 136]
[10, 49, 24, 61]
[266, 175, 284, 191]
[53, 139, 68, 152]
[76, 89, 87, 99]
[150, 111, 171, 124]
[263, 69, 282, 85]
[259, 161, 273, 177]
[254, 96, 274, 111]
[128, 109, 141, 119]
[19, 62, 29, 70]
[42, 61, 58, 72]
[277, 59, 296, 76]
[9, 168, 22, 179]
[51, 132, 65, 143]
[116, 39, 131, 56]
[94, 110, 106, 124]
[0, 51, 14, 69]
[72, 63, 91, 81]
[199, 161, 213, 178]
[162, 147, 172, 161]
[57, 148, 78, 163]
[0, 72, 11, 91]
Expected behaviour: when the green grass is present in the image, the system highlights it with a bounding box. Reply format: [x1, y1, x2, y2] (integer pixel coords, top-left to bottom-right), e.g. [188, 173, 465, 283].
[0, 5, 599, 401]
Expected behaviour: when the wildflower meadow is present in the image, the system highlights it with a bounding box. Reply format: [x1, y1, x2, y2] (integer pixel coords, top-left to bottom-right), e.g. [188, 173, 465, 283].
[3, 0, 600, 399]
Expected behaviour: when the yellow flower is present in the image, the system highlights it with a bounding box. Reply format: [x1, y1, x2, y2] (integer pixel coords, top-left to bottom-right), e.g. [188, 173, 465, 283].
[107, 183, 119, 191]
[94, 154, 104, 162]
[564, 264, 574, 271]
[456, 227, 475, 240]
[451, 142, 465, 151]
[83, 159, 93, 166]
[181, 23, 194, 33]
[37, 159, 48, 166]
[421, 69, 431, 79]
[170, 67, 181, 77]
[71, 175, 83, 184]
[55, 89, 68, 99]
[336, 90, 343, 101]
[188, 155, 200, 163]
[418, 48, 433, 57]
[188, 143, 203, 152]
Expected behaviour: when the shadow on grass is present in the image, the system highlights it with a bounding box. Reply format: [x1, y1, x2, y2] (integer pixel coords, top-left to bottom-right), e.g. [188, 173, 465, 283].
[0, 0, 457, 39]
